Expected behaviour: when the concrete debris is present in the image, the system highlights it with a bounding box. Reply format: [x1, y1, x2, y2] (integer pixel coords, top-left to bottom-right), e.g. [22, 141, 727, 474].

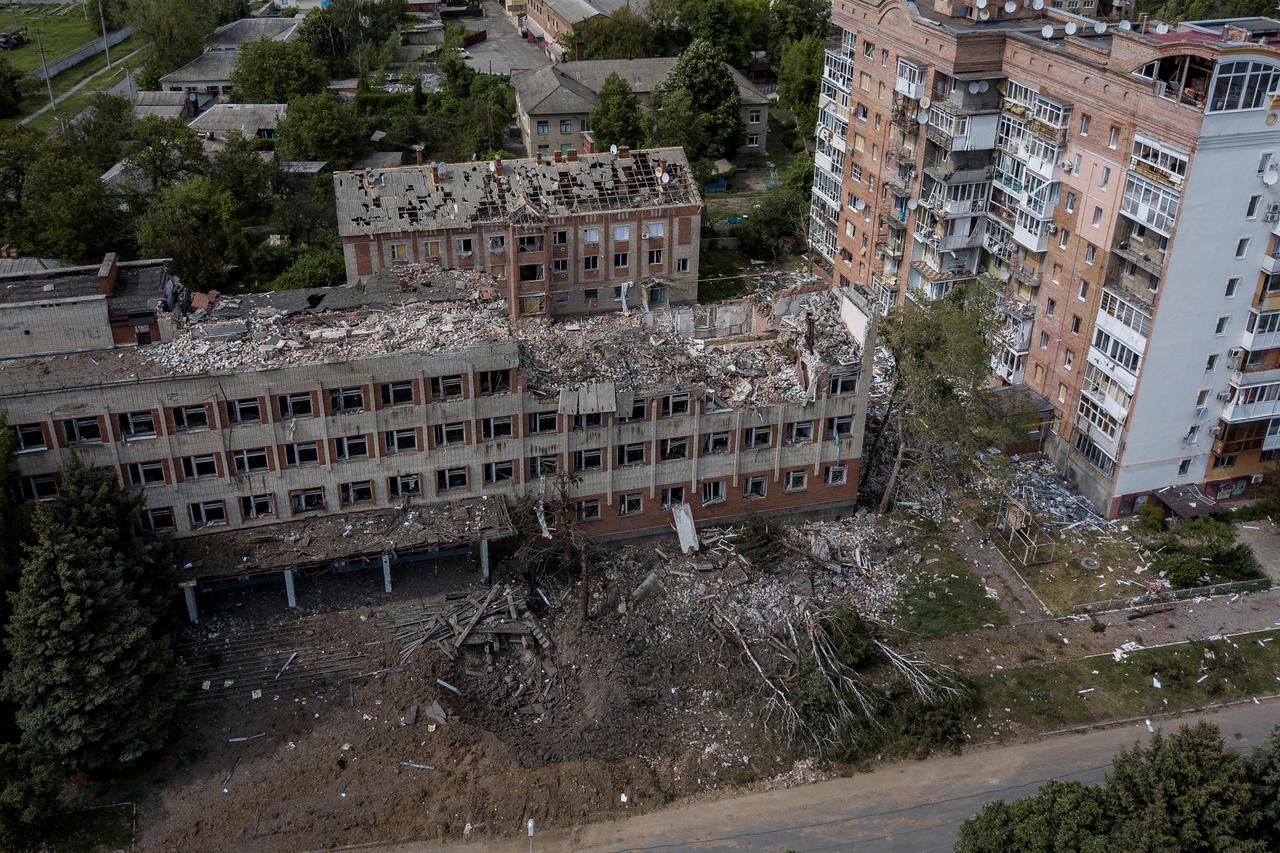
[631, 571, 664, 603]
[395, 583, 553, 664]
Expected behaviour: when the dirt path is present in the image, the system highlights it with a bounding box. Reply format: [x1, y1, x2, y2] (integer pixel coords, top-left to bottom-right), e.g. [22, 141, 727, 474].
[19, 46, 144, 126]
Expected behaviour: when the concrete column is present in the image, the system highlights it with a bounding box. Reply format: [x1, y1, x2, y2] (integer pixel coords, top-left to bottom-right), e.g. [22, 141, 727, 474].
[382, 553, 392, 593]
[284, 569, 297, 609]
[181, 581, 198, 623]
[479, 538, 490, 582]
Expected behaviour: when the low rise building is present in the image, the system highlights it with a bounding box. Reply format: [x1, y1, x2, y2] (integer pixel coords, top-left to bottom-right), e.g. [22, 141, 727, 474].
[189, 103, 287, 152]
[159, 17, 299, 95]
[333, 147, 702, 318]
[522, 0, 634, 59]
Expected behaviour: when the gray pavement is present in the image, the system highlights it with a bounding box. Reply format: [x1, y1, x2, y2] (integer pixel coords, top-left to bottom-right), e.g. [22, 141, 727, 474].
[463, 1, 549, 76]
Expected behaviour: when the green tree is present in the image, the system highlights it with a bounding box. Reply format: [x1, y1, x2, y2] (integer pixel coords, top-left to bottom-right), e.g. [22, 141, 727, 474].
[63, 93, 137, 173]
[18, 153, 122, 262]
[769, 0, 830, 55]
[0, 57, 26, 118]
[0, 413, 30, 632]
[271, 173, 338, 243]
[777, 34, 824, 135]
[231, 40, 328, 103]
[0, 129, 45, 244]
[680, 0, 748, 65]
[124, 0, 239, 84]
[4, 455, 185, 772]
[735, 156, 813, 258]
[589, 72, 644, 150]
[122, 115, 207, 192]
[1247, 727, 1280, 847]
[277, 93, 368, 164]
[270, 242, 347, 289]
[137, 176, 237, 291]
[646, 85, 706, 157]
[209, 131, 279, 220]
[558, 7, 658, 60]
[956, 780, 1111, 853]
[647, 39, 743, 162]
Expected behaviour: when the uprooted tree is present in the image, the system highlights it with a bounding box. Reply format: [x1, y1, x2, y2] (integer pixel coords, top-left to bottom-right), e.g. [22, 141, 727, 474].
[509, 471, 595, 625]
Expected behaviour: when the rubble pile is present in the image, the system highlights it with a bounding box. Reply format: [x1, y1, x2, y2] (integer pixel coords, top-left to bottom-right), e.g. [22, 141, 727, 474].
[992, 456, 1111, 529]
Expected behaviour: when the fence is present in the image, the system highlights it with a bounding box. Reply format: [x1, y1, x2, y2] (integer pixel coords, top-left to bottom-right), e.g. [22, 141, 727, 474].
[1071, 577, 1271, 615]
[28, 25, 134, 81]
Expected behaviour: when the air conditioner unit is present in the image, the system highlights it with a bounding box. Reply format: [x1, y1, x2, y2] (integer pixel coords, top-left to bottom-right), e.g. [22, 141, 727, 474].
[1046, 223, 1058, 234]
[1216, 392, 1233, 401]
[1228, 347, 1244, 359]
[1059, 160, 1074, 172]
[1252, 473, 1265, 483]
[1265, 204, 1280, 223]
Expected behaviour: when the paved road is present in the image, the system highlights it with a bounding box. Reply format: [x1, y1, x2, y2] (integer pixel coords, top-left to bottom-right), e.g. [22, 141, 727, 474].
[379, 698, 1280, 853]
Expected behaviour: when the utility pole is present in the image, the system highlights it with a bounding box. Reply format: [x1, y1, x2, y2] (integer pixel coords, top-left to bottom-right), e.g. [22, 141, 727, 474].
[35, 29, 56, 117]
[98, 0, 112, 69]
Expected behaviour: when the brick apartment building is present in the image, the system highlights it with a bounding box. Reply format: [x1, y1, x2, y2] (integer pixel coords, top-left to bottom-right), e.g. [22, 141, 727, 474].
[0, 269, 875, 606]
[809, 4, 1280, 517]
[521, 0, 633, 60]
[334, 147, 702, 320]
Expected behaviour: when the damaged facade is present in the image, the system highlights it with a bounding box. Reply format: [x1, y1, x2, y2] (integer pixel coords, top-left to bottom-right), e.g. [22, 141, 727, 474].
[0, 267, 873, 549]
[333, 147, 702, 319]
[811, 5, 1280, 517]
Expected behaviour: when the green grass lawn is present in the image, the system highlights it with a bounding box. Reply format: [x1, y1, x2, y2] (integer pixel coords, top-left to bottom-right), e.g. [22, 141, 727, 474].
[970, 630, 1280, 741]
[1, 34, 145, 133]
[891, 528, 1009, 638]
[0, 7, 102, 73]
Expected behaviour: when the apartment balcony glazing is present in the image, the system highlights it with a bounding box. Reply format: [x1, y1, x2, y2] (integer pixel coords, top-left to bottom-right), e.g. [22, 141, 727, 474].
[894, 58, 925, 100]
[822, 36, 854, 93]
[1103, 266, 1158, 313]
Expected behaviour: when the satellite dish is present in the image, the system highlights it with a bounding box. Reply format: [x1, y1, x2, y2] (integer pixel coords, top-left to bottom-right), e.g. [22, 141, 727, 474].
[487, 160, 496, 173]
[907, 198, 920, 210]
[979, 8, 990, 18]
[1033, 0, 1044, 9]
[978, 80, 990, 92]
[1041, 24, 1054, 38]
[976, 0, 987, 8]
[1065, 22, 1077, 34]
[1118, 19, 1131, 29]
[1264, 168, 1279, 187]
[917, 110, 930, 124]
[968, 81, 981, 94]
[1095, 21, 1107, 33]
[1156, 22, 1169, 33]
[1004, 1, 1016, 12]
[436, 161, 447, 174]
[919, 96, 932, 109]
[660, 172, 671, 184]
[609, 144, 618, 154]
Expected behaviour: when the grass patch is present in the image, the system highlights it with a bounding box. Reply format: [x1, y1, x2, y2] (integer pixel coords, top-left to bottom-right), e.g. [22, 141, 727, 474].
[970, 630, 1280, 741]
[990, 525, 1151, 616]
[891, 531, 1008, 638]
[42, 802, 134, 852]
[1, 34, 144, 132]
[0, 9, 102, 74]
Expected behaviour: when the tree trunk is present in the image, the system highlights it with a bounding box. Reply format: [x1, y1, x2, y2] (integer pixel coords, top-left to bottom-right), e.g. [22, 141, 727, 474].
[878, 431, 908, 515]
[860, 378, 900, 489]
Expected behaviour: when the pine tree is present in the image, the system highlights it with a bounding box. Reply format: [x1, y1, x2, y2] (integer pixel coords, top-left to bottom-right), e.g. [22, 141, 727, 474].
[589, 72, 644, 150]
[3, 456, 185, 772]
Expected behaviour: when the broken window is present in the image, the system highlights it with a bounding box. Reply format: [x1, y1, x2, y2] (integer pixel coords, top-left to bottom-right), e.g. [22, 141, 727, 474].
[128, 461, 166, 486]
[704, 393, 731, 414]
[744, 476, 767, 499]
[616, 443, 645, 466]
[528, 455, 558, 478]
[181, 455, 218, 479]
[290, 488, 326, 514]
[787, 420, 814, 444]
[278, 393, 313, 418]
[826, 416, 854, 440]
[227, 398, 261, 424]
[660, 437, 687, 460]
[340, 480, 374, 507]
[481, 416, 513, 440]
[552, 230, 568, 244]
[432, 422, 465, 446]
[619, 493, 643, 516]
[190, 500, 227, 527]
[145, 507, 176, 531]
[329, 387, 364, 414]
[576, 499, 601, 521]
[385, 429, 417, 454]
[119, 411, 156, 439]
[661, 486, 684, 508]
[785, 471, 808, 492]
[573, 412, 603, 430]
[479, 369, 511, 394]
[528, 411, 558, 433]
[487, 234, 506, 252]
[456, 237, 474, 255]
[62, 417, 101, 444]
[333, 434, 369, 460]
[389, 473, 421, 496]
[435, 467, 469, 491]
[743, 426, 772, 449]
[553, 259, 568, 273]
[285, 441, 320, 465]
[20, 475, 56, 501]
[647, 249, 663, 265]
[517, 235, 544, 253]
[660, 393, 689, 418]
[240, 494, 274, 518]
[519, 263, 544, 282]
[232, 447, 270, 473]
[430, 375, 464, 400]
[483, 460, 514, 484]
[824, 465, 848, 485]
[574, 448, 602, 471]
[702, 431, 730, 454]
[519, 293, 545, 315]
[584, 288, 599, 304]
[701, 480, 726, 506]
[14, 423, 46, 452]
[379, 381, 414, 407]
[829, 373, 858, 395]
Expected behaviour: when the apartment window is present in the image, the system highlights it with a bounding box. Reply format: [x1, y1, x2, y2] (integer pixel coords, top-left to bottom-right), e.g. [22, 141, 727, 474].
[232, 447, 270, 473]
[480, 416, 513, 440]
[390, 243, 408, 261]
[62, 417, 102, 444]
[743, 426, 771, 448]
[536, 120, 549, 134]
[389, 473, 421, 496]
[1091, 207, 1102, 227]
[647, 249, 663, 265]
[559, 119, 572, 134]
[1034, 364, 1045, 383]
[788, 420, 814, 444]
[337, 480, 374, 508]
[145, 507, 176, 531]
[291, 488, 326, 513]
[284, 441, 320, 466]
[333, 435, 368, 460]
[829, 373, 857, 395]
[1226, 277, 1239, 298]
[435, 467, 469, 491]
[189, 500, 227, 528]
[1215, 316, 1229, 335]
[14, 423, 46, 452]
[278, 393, 313, 418]
[127, 461, 166, 486]
[1064, 350, 1074, 370]
[528, 411, 557, 434]
[1065, 192, 1076, 213]
[676, 258, 690, 273]
[1212, 454, 1237, 470]
[1206, 353, 1219, 371]
[487, 234, 506, 252]
[119, 411, 156, 439]
[379, 381, 414, 407]
[616, 443, 645, 466]
[583, 227, 600, 244]
[181, 455, 218, 479]
[483, 461, 514, 485]
[1108, 126, 1119, 148]
[660, 393, 689, 418]
[329, 387, 364, 414]
[612, 225, 630, 241]
[240, 493, 275, 519]
[1085, 245, 1096, 265]
[744, 476, 767, 499]
[584, 255, 599, 271]
[619, 493, 643, 516]
[1178, 459, 1192, 476]
[1071, 315, 1081, 334]
[552, 230, 568, 245]
[824, 465, 848, 486]
[1078, 280, 1089, 301]
[1073, 153, 1082, 173]
[478, 369, 511, 395]
[432, 422, 466, 446]
[1236, 237, 1251, 258]
[702, 431, 730, 454]
[519, 263, 543, 282]
[1059, 229, 1070, 249]
[430, 375, 464, 400]
[573, 412, 603, 430]
[1046, 298, 1057, 317]
[661, 486, 685, 508]
[528, 455, 558, 478]
[785, 470, 808, 492]
[423, 239, 443, 258]
[576, 499, 601, 522]
[1058, 383, 1067, 404]
[457, 237, 475, 255]
[701, 481, 726, 505]
[1040, 331, 1050, 349]
[584, 288, 599, 303]
[1186, 425, 1200, 444]
[826, 416, 853, 440]
[645, 221, 665, 238]
[385, 428, 417, 454]
[618, 398, 647, 421]
[1079, 113, 1090, 135]
[227, 398, 261, 424]
[1099, 167, 1110, 190]
[552, 258, 568, 273]
[574, 448, 602, 471]
[747, 134, 760, 147]
[660, 437, 688, 460]
[1248, 195, 1262, 218]
[613, 252, 629, 268]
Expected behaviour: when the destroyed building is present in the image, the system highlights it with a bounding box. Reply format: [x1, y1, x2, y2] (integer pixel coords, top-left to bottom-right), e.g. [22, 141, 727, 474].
[0, 268, 874, 598]
[333, 147, 702, 320]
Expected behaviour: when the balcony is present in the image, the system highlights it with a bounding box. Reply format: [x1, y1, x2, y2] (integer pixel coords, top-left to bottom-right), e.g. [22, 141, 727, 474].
[1011, 219, 1050, 254]
[1103, 269, 1157, 313]
[984, 230, 1015, 261]
[895, 75, 924, 101]
[940, 228, 984, 251]
[911, 258, 976, 284]
[1261, 248, 1280, 276]
[879, 208, 908, 228]
[876, 236, 905, 259]
[886, 168, 916, 195]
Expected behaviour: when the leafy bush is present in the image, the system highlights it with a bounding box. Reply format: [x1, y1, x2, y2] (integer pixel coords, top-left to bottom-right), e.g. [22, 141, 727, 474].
[1134, 503, 1166, 535]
